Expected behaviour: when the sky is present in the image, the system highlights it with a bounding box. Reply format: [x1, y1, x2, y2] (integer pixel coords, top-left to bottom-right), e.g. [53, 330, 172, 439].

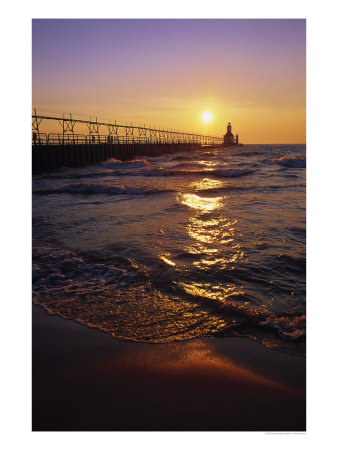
[32, 19, 306, 144]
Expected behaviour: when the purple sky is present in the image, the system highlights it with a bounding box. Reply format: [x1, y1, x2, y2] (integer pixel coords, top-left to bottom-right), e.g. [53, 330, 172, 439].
[32, 19, 306, 143]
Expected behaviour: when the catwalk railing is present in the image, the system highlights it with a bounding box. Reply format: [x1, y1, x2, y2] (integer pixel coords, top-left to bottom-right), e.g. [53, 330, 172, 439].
[32, 110, 223, 146]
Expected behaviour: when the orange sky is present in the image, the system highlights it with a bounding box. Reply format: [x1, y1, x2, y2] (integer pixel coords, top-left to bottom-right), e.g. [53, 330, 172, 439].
[33, 19, 306, 144]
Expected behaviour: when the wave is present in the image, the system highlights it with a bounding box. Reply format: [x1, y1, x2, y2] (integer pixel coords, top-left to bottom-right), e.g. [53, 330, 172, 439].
[32, 241, 234, 344]
[261, 156, 306, 168]
[33, 241, 305, 347]
[171, 154, 194, 161]
[34, 169, 113, 180]
[33, 182, 174, 196]
[170, 162, 203, 170]
[34, 164, 254, 182]
[196, 185, 252, 195]
[143, 168, 173, 176]
[213, 168, 254, 178]
[143, 168, 254, 178]
[33, 159, 148, 180]
[176, 281, 305, 342]
[102, 159, 148, 169]
[274, 157, 306, 168]
[259, 315, 306, 340]
[33, 243, 131, 293]
[234, 150, 264, 157]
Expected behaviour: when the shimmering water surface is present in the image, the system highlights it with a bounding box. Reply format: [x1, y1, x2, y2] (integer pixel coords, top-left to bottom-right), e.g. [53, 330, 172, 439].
[32, 144, 306, 354]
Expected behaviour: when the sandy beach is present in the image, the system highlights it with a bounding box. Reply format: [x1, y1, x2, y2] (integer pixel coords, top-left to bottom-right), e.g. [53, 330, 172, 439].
[32, 304, 305, 431]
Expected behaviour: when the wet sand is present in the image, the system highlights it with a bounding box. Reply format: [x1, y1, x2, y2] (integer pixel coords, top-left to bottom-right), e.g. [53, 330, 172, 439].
[32, 304, 306, 431]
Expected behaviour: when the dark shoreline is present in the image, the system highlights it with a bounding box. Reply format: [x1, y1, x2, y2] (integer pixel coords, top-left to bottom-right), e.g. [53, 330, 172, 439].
[32, 304, 305, 431]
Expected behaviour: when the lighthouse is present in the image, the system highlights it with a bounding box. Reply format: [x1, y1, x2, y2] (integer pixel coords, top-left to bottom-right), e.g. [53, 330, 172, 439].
[224, 122, 235, 146]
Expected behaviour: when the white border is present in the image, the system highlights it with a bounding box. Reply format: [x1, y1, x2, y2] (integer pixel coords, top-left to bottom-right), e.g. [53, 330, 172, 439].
[1, 1, 338, 449]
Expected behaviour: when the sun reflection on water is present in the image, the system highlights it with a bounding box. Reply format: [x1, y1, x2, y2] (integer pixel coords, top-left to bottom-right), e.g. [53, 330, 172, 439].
[197, 161, 222, 167]
[154, 188, 246, 306]
[177, 281, 245, 303]
[184, 242, 219, 255]
[187, 178, 226, 193]
[158, 254, 176, 266]
[179, 193, 223, 212]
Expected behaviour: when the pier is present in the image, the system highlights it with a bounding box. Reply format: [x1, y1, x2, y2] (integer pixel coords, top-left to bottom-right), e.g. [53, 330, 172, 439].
[32, 110, 223, 173]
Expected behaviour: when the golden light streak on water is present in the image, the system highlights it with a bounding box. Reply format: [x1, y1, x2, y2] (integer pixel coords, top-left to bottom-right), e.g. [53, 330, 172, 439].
[179, 193, 223, 212]
[177, 281, 245, 303]
[159, 254, 176, 266]
[187, 178, 225, 191]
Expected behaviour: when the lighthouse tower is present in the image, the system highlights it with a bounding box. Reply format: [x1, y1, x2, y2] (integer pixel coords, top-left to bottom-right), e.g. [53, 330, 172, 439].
[223, 122, 235, 146]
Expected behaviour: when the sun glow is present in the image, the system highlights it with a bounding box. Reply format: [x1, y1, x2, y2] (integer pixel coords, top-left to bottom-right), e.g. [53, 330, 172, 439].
[202, 111, 213, 123]
[179, 193, 223, 212]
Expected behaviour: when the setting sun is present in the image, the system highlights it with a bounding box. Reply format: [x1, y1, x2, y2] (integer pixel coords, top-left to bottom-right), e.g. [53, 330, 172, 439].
[32, 18, 306, 433]
[202, 111, 213, 123]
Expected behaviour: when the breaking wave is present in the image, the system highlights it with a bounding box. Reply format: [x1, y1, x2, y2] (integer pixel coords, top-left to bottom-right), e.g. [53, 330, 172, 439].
[274, 157, 306, 168]
[33, 242, 306, 346]
[259, 315, 306, 340]
[261, 156, 306, 168]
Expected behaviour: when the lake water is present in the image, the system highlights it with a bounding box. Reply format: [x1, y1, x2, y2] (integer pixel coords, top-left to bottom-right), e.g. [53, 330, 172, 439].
[32, 144, 306, 355]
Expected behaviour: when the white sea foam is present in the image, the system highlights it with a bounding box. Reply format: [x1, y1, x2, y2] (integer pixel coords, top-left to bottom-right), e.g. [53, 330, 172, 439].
[260, 315, 306, 340]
